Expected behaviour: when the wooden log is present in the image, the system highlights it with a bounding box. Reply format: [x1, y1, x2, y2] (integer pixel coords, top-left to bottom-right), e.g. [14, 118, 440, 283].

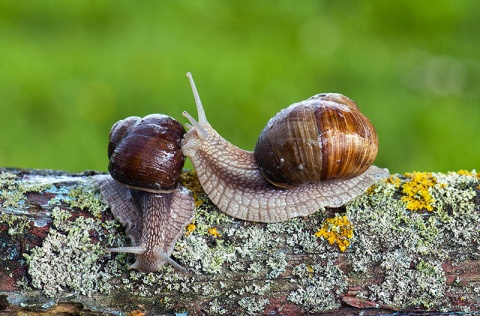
[0, 168, 479, 315]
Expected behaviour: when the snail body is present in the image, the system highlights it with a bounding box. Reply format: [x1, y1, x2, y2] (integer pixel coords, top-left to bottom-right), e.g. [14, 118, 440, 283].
[96, 114, 194, 273]
[182, 73, 388, 223]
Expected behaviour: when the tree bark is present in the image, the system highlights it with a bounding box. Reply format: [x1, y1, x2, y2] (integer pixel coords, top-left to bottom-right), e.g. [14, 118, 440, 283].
[0, 168, 479, 315]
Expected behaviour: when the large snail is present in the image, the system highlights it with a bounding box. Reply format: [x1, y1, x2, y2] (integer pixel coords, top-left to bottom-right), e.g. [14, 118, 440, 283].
[96, 114, 194, 273]
[182, 73, 389, 223]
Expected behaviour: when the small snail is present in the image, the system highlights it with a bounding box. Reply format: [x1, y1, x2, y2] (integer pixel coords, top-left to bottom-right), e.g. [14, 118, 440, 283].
[96, 114, 194, 273]
[182, 73, 389, 223]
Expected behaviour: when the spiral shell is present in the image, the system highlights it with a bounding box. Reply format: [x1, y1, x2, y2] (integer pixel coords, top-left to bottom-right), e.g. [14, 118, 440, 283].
[108, 114, 186, 192]
[254, 93, 378, 189]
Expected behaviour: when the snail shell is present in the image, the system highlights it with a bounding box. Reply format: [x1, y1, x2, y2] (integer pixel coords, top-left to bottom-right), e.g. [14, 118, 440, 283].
[254, 93, 378, 189]
[108, 114, 186, 192]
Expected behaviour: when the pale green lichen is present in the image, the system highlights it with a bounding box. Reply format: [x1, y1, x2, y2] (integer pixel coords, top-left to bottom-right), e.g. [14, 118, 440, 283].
[238, 296, 270, 315]
[24, 207, 123, 296]
[7, 169, 480, 313]
[288, 262, 347, 312]
[265, 252, 287, 279]
[368, 255, 446, 309]
[208, 299, 228, 314]
[12, 175, 127, 297]
[64, 185, 107, 218]
[0, 171, 53, 210]
[346, 170, 479, 310]
[0, 213, 30, 236]
[175, 233, 236, 274]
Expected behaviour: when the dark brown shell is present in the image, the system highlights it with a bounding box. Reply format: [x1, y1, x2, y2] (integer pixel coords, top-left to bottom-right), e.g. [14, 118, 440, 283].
[108, 114, 186, 192]
[254, 93, 378, 189]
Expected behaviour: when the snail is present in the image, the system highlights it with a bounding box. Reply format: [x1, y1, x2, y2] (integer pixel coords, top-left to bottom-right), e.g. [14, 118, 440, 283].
[181, 73, 389, 223]
[95, 114, 194, 273]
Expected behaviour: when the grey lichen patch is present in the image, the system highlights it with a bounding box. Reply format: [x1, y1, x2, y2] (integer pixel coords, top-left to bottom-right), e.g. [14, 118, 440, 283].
[288, 262, 347, 313]
[238, 296, 270, 315]
[22, 180, 127, 297]
[368, 254, 446, 309]
[0, 171, 52, 211]
[0, 213, 30, 236]
[345, 170, 479, 310]
[64, 184, 108, 218]
[112, 192, 344, 312]
[208, 299, 228, 314]
[24, 206, 124, 296]
[175, 233, 236, 274]
[9, 169, 480, 313]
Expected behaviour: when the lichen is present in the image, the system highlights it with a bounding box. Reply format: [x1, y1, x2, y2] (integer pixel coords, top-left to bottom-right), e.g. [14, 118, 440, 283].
[15, 175, 126, 297]
[6, 169, 480, 313]
[24, 210, 123, 296]
[64, 185, 107, 218]
[175, 233, 236, 274]
[368, 255, 446, 309]
[179, 170, 205, 207]
[346, 169, 479, 310]
[0, 213, 30, 236]
[238, 296, 269, 315]
[185, 223, 196, 236]
[315, 215, 354, 252]
[401, 172, 437, 211]
[0, 171, 52, 210]
[287, 262, 347, 312]
[207, 227, 220, 238]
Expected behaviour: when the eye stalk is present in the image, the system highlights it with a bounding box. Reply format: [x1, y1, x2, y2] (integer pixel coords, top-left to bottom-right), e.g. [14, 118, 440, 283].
[183, 73, 210, 141]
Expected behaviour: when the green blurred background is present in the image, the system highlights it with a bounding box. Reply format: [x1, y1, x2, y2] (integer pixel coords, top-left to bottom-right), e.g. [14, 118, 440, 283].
[0, 1, 478, 174]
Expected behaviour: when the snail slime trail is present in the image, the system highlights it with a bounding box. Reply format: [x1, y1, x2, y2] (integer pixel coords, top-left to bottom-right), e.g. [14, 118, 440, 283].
[182, 72, 389, 223]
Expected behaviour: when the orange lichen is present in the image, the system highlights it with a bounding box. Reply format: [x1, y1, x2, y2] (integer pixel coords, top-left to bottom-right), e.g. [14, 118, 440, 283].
[208, 227, 221, 238]
[401, 172, 436, 212]
[180, 170, 205, 207]
[385, 175, 402, 188]
[457, 169, 472, 177]
[315, 215, 354, 252]
[185, 223, 196, 236]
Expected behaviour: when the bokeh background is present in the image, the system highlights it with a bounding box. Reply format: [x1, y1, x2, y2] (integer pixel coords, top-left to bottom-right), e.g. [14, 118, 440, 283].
[0, 1, 478, 174]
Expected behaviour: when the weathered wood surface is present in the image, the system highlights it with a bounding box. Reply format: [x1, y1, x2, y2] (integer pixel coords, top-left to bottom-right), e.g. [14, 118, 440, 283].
[0, 168, 479, 315]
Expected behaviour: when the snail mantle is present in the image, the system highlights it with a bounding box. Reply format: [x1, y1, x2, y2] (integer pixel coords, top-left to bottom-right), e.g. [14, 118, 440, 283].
[1, 168, 480, 315]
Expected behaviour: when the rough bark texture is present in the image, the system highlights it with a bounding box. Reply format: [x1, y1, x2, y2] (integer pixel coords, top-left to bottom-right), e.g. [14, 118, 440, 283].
[0, 168, 479, 315]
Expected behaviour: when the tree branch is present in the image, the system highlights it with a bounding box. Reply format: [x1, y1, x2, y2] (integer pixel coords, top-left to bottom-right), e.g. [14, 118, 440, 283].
[0, 168, 479, 315]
